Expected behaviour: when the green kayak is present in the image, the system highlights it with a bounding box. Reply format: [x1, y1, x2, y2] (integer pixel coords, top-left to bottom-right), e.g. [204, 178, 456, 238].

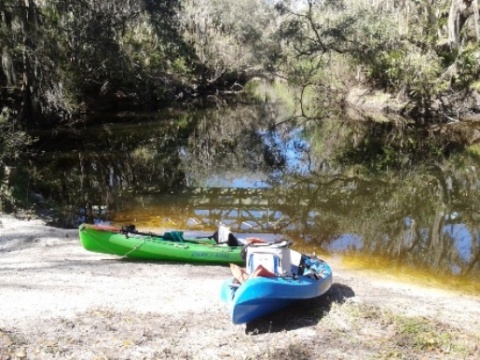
[79, 223, 245, 264]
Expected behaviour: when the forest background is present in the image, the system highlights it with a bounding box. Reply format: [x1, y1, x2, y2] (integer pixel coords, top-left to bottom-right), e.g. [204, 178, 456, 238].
[2, 0, 480, 212]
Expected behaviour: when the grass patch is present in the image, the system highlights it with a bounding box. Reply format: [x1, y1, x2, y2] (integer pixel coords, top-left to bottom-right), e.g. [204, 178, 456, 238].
[332, 302, 479, 359]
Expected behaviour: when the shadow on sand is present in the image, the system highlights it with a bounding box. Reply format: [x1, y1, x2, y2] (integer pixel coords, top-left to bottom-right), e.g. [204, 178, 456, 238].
[245, 282, 355, 334]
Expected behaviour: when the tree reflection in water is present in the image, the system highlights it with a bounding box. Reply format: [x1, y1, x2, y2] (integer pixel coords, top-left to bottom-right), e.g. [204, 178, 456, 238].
[21, 108, 480, 294]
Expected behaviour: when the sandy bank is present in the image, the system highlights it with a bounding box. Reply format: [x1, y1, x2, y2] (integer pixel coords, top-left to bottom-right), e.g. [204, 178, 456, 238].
[1, 214, 479, 359]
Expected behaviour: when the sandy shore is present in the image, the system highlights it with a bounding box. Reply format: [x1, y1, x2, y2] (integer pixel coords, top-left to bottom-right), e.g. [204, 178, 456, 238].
[1, 214, 479, 359]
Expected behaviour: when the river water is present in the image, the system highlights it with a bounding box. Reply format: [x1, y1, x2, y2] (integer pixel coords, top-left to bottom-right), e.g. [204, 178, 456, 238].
[24, 108, 480, 295]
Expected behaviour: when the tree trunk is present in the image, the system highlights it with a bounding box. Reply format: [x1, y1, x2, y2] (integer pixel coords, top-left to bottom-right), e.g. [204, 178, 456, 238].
[448, 0, 476, 46]
[473, 0, 480, 41]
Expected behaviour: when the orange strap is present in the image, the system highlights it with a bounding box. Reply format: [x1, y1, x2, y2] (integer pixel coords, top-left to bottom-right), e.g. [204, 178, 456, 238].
[85, 224, 121, 232]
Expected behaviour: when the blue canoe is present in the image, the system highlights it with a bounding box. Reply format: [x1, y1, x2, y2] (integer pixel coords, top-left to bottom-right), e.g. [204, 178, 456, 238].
[220, 252, 333, 324]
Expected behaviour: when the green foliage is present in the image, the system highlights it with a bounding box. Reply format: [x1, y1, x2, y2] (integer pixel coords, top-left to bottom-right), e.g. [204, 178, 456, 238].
[272, 81, 298, 114]
[0, 0, 202, 126]
[466, 144, 480, 160]
[454, 42, 480, 89]
[2, 0, 480, 128]
[172, 58, 190, 76]
[470, 81, 480, 92]
[180, 0, 279, 76]
[394, 316, 452, 350]
[272, 0, 480, 122]
[306, 117, 465, 172]
[0, 108, 34, 165]
[347, 4, 447, 109]
[0, 108, 35, 212]
[401, 51, 444, 102]
[2, 0, 480, 170]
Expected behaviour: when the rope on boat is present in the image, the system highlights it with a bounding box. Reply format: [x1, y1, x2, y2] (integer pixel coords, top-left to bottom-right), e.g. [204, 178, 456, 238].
[122, 237, 147, 258]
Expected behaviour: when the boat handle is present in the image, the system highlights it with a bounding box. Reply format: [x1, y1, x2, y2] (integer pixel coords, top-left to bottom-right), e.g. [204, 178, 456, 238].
[174, 244, 189, 249]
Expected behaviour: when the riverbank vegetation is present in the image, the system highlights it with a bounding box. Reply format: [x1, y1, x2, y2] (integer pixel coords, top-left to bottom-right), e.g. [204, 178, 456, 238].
[2, 1, 480, 124]
[2, 0, 480, 210]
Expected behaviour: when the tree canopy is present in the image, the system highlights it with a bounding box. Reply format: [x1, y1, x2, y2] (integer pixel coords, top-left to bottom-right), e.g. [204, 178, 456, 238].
[1, 0, 480, 158]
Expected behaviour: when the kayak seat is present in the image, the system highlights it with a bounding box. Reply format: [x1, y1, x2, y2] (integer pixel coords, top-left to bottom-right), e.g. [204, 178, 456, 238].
[247, 253, 280, 275]
[163, 231, 184, 242]
[246, 242, 293, 276]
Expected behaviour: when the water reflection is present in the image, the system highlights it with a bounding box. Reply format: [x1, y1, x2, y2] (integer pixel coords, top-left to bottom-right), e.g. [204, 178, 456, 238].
[22, 109, 480, 294]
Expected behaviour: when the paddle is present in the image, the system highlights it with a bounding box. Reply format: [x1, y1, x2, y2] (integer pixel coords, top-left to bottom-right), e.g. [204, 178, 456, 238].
[86, 223, 215, 244]
[119, 225, 217, 244]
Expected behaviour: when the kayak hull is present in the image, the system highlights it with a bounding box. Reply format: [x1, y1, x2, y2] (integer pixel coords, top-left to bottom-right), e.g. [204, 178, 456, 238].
[220, 257, 332, 324]
[79, 223, 245, 264]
